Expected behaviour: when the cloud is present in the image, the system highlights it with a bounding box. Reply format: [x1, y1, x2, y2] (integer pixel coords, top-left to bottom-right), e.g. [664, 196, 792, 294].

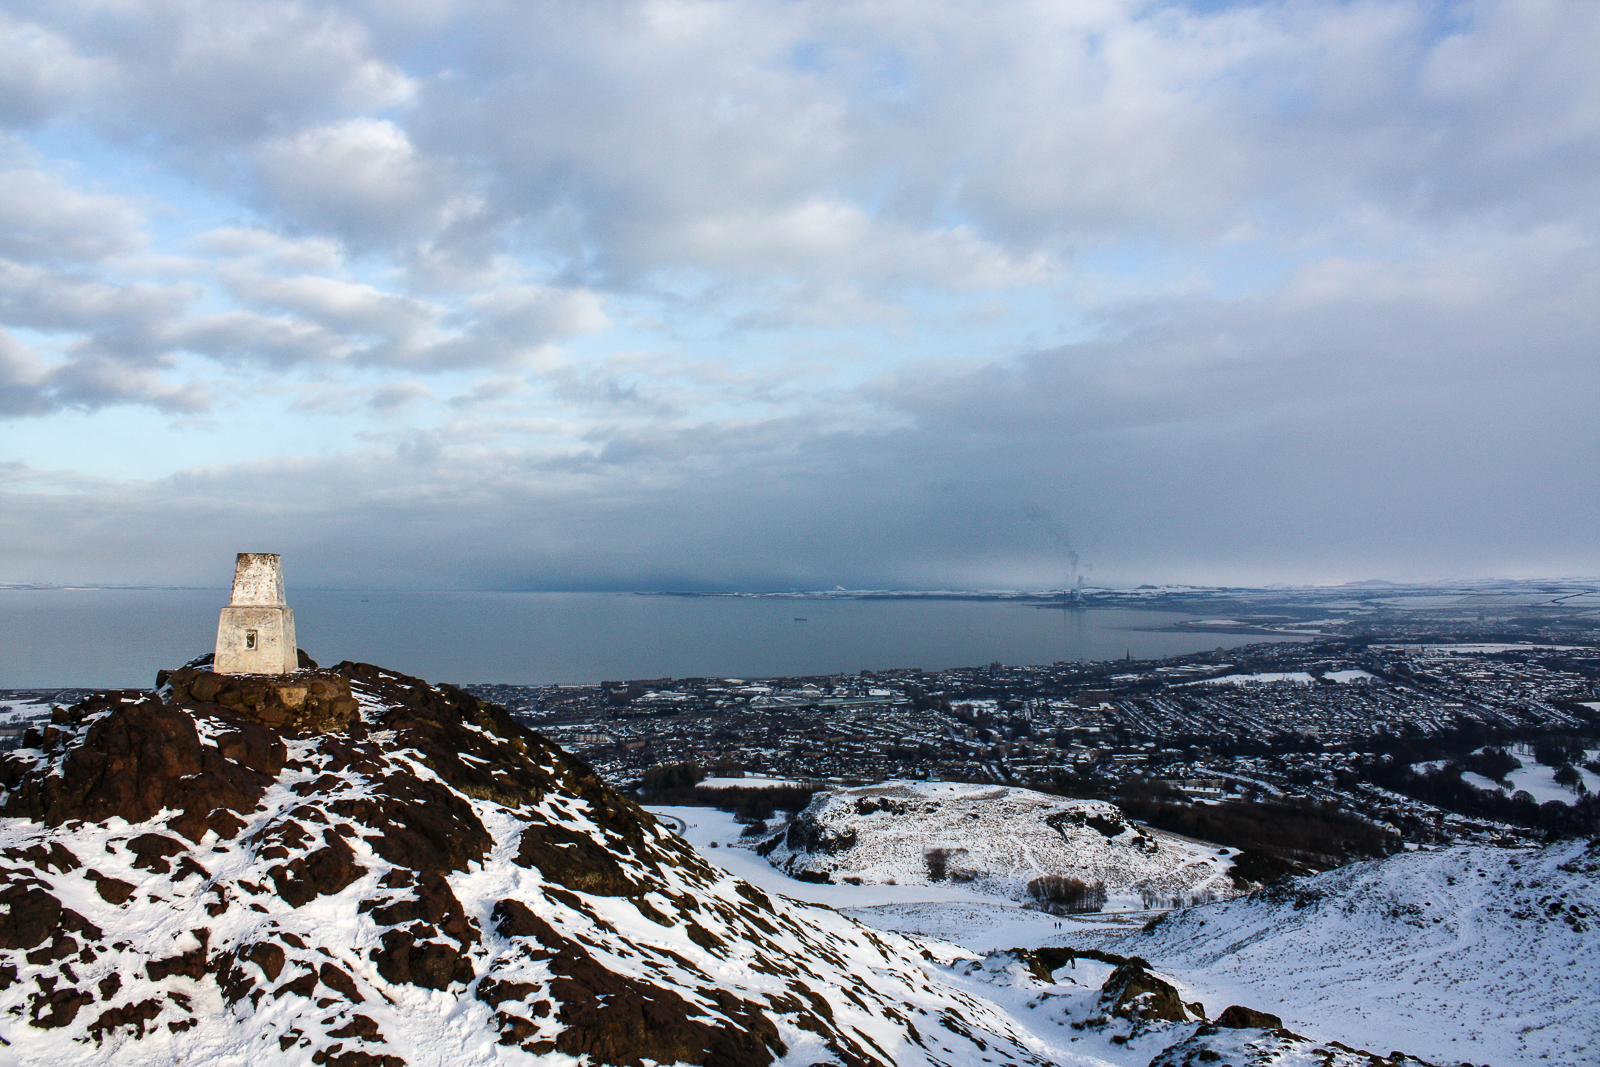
[0, 166, 145, 263]
[0, 327, 207, 416]
[1, 0, 1599, 587]
[253, 119, 476, 249]
[0, 12, 103, 125]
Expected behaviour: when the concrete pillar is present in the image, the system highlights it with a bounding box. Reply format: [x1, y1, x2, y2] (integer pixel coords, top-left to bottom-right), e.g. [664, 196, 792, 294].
[214, 553, 299, 675]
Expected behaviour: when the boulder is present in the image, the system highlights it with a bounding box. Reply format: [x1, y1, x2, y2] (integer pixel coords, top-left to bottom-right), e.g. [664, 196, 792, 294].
[1216, 1004, 1283, 1029]
[1098, 958, 1201, 1023]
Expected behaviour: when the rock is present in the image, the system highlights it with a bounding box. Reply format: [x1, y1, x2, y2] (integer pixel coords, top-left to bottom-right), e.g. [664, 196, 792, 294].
[1216, 1004, 1284, 1029]
[166, 667, 359, 734]
[1098, 958, 1201, 1023]
[514, 822, 638, 896]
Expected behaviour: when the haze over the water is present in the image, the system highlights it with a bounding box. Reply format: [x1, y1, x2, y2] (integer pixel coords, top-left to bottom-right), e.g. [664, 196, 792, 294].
[1, 2, 1597, 591]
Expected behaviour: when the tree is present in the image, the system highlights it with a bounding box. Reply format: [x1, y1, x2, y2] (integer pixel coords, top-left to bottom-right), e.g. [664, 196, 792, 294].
[1027, 875, 1107, 913]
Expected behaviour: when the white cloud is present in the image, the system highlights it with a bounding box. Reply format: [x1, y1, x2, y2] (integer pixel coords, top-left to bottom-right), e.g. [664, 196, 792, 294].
[254, 118, 474, 248]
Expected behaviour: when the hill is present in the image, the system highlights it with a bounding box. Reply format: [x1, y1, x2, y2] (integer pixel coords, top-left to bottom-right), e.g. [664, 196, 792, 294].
[761, 781, 1237, 906]
[0, 661, 1062, 1067]
[1122, 837, 1600, 1066]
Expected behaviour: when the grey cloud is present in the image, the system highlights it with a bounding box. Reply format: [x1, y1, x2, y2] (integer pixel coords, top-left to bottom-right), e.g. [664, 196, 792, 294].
[0, 261, 191, 341]
[0, 165, 144, 263]
[19, 0, 412, 145]
[251, 119, 478, 250]
[0, 12, 102, 126]
[0, 327, 207, 416]
[368, 380, 431, 412]
[1, 0, 1599, 587]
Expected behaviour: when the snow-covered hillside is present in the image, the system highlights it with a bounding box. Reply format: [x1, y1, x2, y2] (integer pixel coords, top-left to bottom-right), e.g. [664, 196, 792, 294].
[1119, 838, 1600, 1067]
[763, 781, 1237, 906]
[0, 660, 1513, 1067]
[0, 663, 1069, 1067]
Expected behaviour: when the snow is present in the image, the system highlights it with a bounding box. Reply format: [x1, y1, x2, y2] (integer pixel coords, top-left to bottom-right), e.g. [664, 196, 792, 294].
[1440, 750, 1600, 805]
[652, 804, 1600, 1067]
[761, 781, 1238, 908]
[1187, 672, 1315, 686]
[1323, 669, 1376, 683]
[1500, 758, 1599, 804]
[9, 676, 1586, 1067]
[1112, 840, 1600, 1067]
[695, 775, 807, 790]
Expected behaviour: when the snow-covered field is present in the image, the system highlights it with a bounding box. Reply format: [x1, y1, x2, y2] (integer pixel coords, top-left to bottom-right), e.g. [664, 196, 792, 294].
[1323, 669, 1377, 682]
[1186, 670, 1376, 685]
[1459, 761, 1600, 804]
[1188, 671, 1316, 685]
[1420, 748, 1600, 806]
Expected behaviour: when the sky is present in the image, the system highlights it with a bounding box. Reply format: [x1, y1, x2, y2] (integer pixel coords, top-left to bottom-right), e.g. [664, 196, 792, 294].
[0, 0, 1597, 591]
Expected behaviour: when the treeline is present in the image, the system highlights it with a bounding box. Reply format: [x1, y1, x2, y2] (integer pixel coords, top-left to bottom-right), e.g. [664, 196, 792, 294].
[637, 761, 818, 824]
[1362, 756, 1600, 838]
[1027, 874, 1107, 913]
[1114, 790, 1401, 871]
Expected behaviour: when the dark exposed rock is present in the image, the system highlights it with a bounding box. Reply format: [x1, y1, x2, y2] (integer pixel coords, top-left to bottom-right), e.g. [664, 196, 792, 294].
[29, 983, 92, 1028]
[247, 942, 287, 981]
[1098, 958, 1201, 1023]
[372, 930, 473, 990]
[1, 696, 274, 844]
[0, 885, 99, 951]
[164, 667, 359, 734]
[1216, 1004, 1283, 1028]
[86, 870, 136, 905]
[488, 896, 786, 1067]
[2, 841, 80, 873]
[319, 963, 364, 1003]
[87, 997, 164, 1041]
[127, 833, 186, 873]
[514, 822, 638, 895]
[327, 1014, 383, 1040]
[267, 828, 366, 907]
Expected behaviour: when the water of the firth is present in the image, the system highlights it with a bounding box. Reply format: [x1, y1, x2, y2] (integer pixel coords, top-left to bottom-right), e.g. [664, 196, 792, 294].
[0, 589, 1293, 690]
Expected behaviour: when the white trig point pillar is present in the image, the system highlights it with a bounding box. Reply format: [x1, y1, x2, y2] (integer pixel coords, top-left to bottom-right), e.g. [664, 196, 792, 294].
[214, 553, 299, 674]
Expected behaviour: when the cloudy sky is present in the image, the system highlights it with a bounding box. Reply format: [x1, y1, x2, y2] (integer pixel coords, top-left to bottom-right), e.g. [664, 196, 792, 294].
[0, 0, 1596, 590]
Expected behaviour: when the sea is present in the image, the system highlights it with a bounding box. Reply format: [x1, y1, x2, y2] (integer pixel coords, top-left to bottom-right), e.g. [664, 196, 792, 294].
[0, 588, 1298, 690]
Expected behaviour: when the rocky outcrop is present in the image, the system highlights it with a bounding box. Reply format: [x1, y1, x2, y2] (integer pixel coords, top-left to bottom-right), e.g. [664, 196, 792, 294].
[160, 664, 360, 732]
[1151, 1026, 1440, 1067]
[1215, 1004, 1283, 1029]
[1097, 958, 1204, 1024]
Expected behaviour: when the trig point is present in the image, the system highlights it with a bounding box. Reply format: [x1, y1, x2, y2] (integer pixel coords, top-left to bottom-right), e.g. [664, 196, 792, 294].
[214, 553, 299, 674]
